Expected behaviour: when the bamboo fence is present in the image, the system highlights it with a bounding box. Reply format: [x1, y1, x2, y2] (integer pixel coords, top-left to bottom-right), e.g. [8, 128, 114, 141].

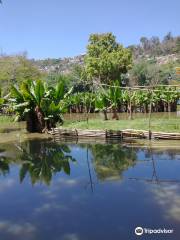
[50, 128, 180, 141]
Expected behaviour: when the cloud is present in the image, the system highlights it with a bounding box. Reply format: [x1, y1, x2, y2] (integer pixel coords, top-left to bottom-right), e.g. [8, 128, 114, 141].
[0, 179, 15, 192]
[56, 178, 80, 186]
[40, 177, 82, 200]
[0, 220, 36, 239]
[152, 184, 180, 221]
[62, 233, 80, 240]
[34, 202, 68, 214]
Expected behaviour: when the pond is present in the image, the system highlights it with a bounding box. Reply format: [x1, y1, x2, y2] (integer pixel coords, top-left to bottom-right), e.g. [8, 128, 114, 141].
[0, 125, 180, 239]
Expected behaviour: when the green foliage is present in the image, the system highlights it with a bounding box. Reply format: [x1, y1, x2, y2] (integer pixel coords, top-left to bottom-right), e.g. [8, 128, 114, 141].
[85, 33, 132, 84]
[95, 90, 109, 111]
[67, 91, 95, 114]
[130, 61, 149, 85]
[0, 54, 43, 94]
[65, 85, 180, 119]
[129, 59, 180, 86]
[0, 87, 4, 107]
[9, 80, 72, 132]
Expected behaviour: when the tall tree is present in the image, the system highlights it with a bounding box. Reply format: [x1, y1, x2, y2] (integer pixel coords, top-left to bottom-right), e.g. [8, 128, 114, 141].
[140, 37, 150, 51]
[85, 33, 132, 84]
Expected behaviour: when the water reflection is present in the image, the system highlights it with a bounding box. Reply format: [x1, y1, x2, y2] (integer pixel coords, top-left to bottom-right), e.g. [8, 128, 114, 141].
[89, 144, 136, 180]
[0, 139, 180, 239]
[0, 141, 76, 185]
[0, 141, 138, 185]
[0, 149, 10, 176]
[1, 140, 180, 185]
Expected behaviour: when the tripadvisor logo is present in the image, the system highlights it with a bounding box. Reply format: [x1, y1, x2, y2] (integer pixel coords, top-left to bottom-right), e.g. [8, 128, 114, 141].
[135, 227, 143, 236]
[135, 226, 174, 236]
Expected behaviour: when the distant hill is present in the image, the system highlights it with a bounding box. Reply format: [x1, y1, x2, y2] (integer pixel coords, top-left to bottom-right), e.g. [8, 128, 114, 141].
[32, 53, 179, 75]
[32, 54, 85, 74]
[32, 33, 180, 74]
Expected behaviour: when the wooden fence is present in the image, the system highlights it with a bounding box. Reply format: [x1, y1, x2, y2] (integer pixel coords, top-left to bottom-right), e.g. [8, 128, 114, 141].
[49, 128, 180, 141]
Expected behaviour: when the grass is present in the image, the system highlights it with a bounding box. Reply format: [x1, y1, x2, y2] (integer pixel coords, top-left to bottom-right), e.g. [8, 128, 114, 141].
[0, 115, 15, 123]
[62, 117, 180, 133]
[0, 115, 19, 132]
[1, 113, 180, 133]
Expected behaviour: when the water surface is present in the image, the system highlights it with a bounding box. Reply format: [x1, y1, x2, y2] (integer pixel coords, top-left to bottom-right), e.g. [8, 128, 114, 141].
[0, 132, 180, 240]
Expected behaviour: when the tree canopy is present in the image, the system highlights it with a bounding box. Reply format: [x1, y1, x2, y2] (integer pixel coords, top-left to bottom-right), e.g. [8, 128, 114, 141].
[84, 33, 132, 84]
[0, 54, 43, 94]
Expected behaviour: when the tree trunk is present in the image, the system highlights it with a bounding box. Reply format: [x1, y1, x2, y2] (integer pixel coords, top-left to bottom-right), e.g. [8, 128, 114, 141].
[103, 109, 108, 120]
[164, 103, 167, 112]
[26, 111, 37, 133]
[128, 102, 132, 120]
[168, 103, 171, 112]
[112, 107, 119, 120]
[26, 107, 45, 133]
[144, 104, 148, 113]
[34, 106, 45, 133]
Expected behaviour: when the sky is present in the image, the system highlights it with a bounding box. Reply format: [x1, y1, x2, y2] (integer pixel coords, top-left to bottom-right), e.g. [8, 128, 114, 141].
[0, 0, 179, 59]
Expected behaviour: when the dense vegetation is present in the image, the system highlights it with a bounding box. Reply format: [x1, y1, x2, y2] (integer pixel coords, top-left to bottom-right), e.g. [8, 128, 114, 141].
[9, 80, 72, 132]
[0, 32, 179, 133]
[66, 85, 180, 120]
[84, 33, 132, 84]
[0, 54, 42, 94]
[0, 32, 179, 96]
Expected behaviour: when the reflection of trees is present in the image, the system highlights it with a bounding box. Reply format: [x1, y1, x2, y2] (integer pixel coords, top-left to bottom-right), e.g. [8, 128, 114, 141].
[18, 140, 76, 185]
[90, 144, 137, 180]
[0, 141, 76, 185]
[0, 149, 10, 176]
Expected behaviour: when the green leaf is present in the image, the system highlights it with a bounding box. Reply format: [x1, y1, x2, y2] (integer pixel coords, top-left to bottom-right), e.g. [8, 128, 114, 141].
[11, 85, 24, 102]
[34, 80, 45, 106]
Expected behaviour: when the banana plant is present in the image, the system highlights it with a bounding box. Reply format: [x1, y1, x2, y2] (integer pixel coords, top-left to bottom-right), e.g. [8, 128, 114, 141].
[95, 89, 110, 120]
[83, 92, 95, 114]
[134, 90, 148, 113]
[160, 87, 180, 112]
[9, 80, 72, 133]
[108, 81, 122, 120]
[0, 87, 4, 111]
[122, 89, 137, 119]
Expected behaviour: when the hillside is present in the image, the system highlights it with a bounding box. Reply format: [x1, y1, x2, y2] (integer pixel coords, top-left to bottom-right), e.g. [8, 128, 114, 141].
[0, 33, 179, 94]
[33, 53, 179, 74]
[32, 54, 85, 74]
[32, 33, 180, 74]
